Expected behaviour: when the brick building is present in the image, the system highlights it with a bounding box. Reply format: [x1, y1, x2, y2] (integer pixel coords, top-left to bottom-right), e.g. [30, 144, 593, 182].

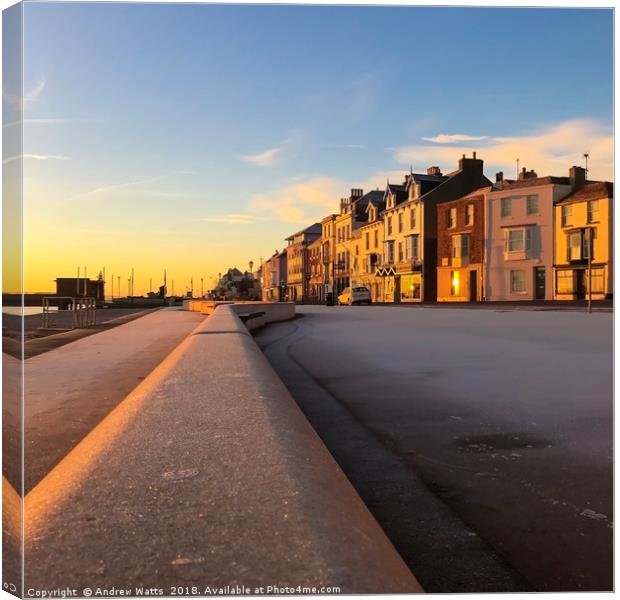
[437, 191, 486, 301]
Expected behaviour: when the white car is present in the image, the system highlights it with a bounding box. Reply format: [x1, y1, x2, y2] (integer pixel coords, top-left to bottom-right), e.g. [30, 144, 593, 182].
[338, 286, 372, 306]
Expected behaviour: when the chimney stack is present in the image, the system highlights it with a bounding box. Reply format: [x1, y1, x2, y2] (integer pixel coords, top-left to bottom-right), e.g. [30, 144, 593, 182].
[518, 167, 537, 180]
[496, 171, 503, 183]
[569, 166, 586, 188]
[427, 166, 442, 176]
[350, 188, 363, 200]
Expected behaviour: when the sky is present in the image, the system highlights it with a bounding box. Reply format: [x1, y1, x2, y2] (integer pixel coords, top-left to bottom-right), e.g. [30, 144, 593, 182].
[7, 3, 614, 293]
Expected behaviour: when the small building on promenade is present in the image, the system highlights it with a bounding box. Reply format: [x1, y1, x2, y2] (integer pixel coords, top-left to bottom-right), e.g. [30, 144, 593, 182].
[56, 277, 105, 302]
[553, 180, 613, 300]
[285, 223, 321, 303]
[437, 189, 487, 301]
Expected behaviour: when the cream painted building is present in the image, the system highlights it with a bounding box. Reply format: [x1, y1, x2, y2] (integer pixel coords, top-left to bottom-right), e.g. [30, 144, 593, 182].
[356, 198, 386, 302]
[554, 181, 613, 300]
[483, 168, 578, 301]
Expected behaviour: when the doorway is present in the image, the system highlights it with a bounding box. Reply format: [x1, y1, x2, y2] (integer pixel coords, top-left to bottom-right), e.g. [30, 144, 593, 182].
[534, 267, 546, 300]
[469, 270, 478, 302]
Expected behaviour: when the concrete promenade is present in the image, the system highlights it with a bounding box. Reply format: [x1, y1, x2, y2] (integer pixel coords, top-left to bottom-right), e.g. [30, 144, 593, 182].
[21, 304, 421, 594]
[3, 308, 204, 492]
[255, 305, 612, 592]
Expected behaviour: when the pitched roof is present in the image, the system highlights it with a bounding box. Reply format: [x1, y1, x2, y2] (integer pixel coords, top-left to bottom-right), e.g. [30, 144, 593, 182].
[556, 181, 613, 205]
[385, 183, 408, 205]
[353, 189, 384, 220]
[286, 222, 322, 240]
[492, 176, 572, 191]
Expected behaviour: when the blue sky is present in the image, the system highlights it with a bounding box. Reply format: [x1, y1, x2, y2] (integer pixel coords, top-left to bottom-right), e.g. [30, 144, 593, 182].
[17, 3, 613, 292]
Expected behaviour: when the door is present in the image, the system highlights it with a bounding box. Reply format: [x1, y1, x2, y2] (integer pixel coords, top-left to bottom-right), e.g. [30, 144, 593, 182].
[575, 270, 586, 299]
[469, 270, 478, 302]
[534, 267, 546, 300]
[393, 277, 401, 303]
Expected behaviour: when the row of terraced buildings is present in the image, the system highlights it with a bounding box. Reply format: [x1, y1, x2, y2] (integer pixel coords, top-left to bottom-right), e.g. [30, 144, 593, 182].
[260, 154, 613, 304]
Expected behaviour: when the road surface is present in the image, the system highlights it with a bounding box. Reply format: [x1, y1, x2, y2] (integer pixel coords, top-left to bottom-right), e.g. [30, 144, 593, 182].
[255, 305, 612, 592]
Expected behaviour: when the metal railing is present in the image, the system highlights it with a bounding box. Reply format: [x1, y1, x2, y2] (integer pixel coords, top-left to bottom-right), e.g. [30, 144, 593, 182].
[41, 296, 97, 329]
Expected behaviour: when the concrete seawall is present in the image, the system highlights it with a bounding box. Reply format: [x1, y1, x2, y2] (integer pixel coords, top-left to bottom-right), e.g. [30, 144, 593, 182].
[24, 304, 421, 593]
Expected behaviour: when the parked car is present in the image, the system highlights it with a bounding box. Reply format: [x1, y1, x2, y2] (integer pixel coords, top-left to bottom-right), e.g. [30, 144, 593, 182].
[338, 286, 371, 305]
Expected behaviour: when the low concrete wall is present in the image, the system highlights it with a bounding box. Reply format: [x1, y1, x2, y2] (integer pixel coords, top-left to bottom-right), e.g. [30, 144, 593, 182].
[24, 305, 421, 593]
[185, 300, 295, 324]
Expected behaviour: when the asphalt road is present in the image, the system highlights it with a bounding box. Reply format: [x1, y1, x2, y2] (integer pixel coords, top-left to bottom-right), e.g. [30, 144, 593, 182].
[254, 305, 612, 593]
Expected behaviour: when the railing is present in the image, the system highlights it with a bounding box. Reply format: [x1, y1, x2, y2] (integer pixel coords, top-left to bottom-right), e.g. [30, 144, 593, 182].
[41, 296, 97, 329]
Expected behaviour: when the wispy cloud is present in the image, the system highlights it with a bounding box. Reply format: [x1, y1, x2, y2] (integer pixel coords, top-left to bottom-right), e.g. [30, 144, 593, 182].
[249, 177, 344, 224]
[64, 171, 195, 203]
[4, 117, 103, 129]
[4, 76, 47, 109]
[2, 153, 71, 165]
[421, 134, 489, 144]
[305, 72, 381, 124]
[241, 147, 281, 167]
[395, 119, 613, 181]
[199, 213, 264, 225]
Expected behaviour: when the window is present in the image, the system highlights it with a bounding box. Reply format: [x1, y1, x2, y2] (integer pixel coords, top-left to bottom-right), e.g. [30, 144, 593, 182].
[452, 235, 470, 259]
[448, 207, 457, 228]
[588, 268, 605, 293]
[510, 270, 526, 293]
[398, 213, 403, 233]
[587, 200, 600, 223]
[410, 207, 416, 229]
[583, 228, 596, 260]
[561, 205, 572, 227]
[374, 229, 378, 248]
[556, 270, 574, 294]
[384, 241, 394, 264]
[387, 216, 392, 236]
[506, 229, 524, 252]
[450, 271, 460, 296]
[466, 204, 474, 226]
[407, 234, 419, 261]
[526, 195, 539, 215]
[365, 232, 370, 250]
[398, 241, 403, 262]
[501, 198, 512, 218]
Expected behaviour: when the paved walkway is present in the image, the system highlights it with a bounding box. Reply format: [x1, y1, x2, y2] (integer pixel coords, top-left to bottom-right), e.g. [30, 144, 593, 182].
[3, 308, 205, 492]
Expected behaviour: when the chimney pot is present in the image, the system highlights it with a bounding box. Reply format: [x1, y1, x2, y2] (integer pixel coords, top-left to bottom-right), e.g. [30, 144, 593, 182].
[569, 165, 586, 188]
[473, 151, 477, 159]
[496, 171, 503, 182]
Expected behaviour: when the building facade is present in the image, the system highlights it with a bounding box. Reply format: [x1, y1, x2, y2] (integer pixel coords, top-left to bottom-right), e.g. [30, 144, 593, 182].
[554, 181, 613, 300]
[437, 190, 486, 301]
[307, 237, 324, 303]
[285, 223, 321, 303]
[321, 214, 338, 300]
[484, 168, 576, 301]
[356, 197, 385, 302]
[378, 155, 491, 302]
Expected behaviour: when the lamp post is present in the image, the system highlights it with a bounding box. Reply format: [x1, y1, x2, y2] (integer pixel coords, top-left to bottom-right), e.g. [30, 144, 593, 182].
[587, 226, 593, 314]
